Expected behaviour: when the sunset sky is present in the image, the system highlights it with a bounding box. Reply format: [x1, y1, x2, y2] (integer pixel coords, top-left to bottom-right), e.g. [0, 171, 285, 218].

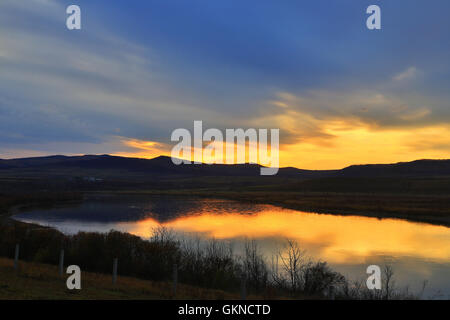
[1, 0, 450, 169]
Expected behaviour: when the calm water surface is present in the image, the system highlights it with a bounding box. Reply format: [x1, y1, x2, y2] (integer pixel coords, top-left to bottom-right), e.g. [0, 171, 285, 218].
[13, 194, 450, 298]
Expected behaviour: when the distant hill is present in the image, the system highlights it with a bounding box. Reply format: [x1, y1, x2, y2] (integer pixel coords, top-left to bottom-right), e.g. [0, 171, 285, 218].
[1, 154, 450, 178]
[0, 155, 265, 176]
[340, 159, 450, 177]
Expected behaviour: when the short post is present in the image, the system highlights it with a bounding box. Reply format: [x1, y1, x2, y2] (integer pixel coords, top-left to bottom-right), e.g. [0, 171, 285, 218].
[13, 244, 20, 270]
[59, 249, 65, 277]
[240, 272, 247, 300]
[112, 258, 118, 285]
[328, 285, 335, 300]
[172, 264, 178, 298]
[276, 255, 279, 275]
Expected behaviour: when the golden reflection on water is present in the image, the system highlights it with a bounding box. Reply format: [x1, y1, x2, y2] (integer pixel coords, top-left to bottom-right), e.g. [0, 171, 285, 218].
[117, 205, 450, 264]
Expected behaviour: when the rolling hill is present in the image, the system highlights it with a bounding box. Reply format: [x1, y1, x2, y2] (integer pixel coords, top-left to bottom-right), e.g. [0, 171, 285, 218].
[1, 154, 450, 178]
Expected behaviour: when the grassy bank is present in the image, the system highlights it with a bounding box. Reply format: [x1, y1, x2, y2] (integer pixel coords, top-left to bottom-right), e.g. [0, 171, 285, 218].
[0, 257, 243, 299]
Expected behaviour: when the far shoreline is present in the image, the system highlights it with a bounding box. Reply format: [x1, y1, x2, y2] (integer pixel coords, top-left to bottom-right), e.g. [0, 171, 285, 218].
[88, 190, 450, 228]
[2, 189, 450, 229]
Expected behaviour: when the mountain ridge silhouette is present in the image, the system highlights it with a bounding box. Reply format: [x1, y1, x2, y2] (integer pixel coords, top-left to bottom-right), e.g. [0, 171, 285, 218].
[1, 154, 450, 177]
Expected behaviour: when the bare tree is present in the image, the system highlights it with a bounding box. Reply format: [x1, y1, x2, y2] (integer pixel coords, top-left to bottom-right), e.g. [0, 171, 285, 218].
[243, 240, 268, 291]
[151, 226, 176, 244]
[383, 265, 395, 300]
[278, 239, 306, 293]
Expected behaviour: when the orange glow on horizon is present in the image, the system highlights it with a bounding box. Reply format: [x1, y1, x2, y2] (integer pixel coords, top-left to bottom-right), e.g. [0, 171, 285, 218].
[279, 124, 450, 169]
[113, 124, 450, 170]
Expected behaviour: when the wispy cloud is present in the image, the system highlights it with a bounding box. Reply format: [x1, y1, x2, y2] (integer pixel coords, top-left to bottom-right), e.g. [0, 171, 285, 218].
[393, 66, 418, 81]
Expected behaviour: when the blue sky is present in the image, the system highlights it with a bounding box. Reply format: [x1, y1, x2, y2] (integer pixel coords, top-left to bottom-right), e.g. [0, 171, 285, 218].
[1, 0, 450, 168]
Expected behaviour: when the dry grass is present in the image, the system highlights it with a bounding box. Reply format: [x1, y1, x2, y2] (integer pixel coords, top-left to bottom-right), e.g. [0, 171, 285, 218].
[0, 258, 251, 300]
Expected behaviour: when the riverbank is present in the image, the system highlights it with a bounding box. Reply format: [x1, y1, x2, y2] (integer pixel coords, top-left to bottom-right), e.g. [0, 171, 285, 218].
[97, 190, 450, 227]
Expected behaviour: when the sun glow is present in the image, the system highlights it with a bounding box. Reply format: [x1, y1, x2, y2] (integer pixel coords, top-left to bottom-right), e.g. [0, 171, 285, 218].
[280, 125, 450, 169]
[113, 123, 450, 170]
